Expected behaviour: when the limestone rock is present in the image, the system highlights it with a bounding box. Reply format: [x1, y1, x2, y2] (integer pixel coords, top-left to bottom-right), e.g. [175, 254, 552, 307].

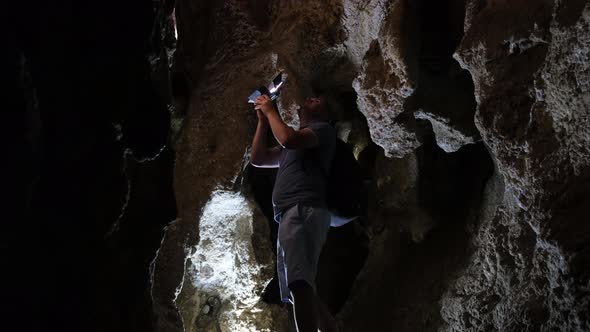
[345, 0, 421, 157]
[440, 1, 590, 330]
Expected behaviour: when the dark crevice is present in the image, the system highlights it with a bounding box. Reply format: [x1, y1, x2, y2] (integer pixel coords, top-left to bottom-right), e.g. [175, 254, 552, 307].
[394, 128, 494, 330]
[417, 0, 466, 74]
[415, 126, 494, 226]
[406, 0, 481, 146]
[97, 148, 177, 332]
[386, 0, 496, 329]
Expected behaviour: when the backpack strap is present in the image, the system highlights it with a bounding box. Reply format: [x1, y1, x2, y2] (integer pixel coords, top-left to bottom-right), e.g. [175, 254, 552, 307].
[299, 146, 330, 179]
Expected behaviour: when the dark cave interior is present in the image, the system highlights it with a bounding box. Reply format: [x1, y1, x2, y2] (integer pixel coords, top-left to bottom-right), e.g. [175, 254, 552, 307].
[10, 0, 176, 331]
[10, 0, 590, 331]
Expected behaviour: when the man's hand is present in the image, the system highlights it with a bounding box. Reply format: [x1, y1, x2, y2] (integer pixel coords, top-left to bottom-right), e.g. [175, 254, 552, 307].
[254, 95, 276, 115]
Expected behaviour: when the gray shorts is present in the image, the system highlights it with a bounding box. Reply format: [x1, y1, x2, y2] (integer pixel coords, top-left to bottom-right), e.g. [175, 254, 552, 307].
[276, 203, 331, 303]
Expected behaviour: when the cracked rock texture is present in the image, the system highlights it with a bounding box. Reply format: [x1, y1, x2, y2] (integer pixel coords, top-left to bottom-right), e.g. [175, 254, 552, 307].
[441, 1, 590, 330]
[344, 0, 421, 157]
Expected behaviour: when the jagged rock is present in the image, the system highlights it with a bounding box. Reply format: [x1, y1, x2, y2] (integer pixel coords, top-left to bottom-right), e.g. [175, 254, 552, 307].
[440, 1, 590, 330]
[414, 109, 478, 153]
[344, 0, 421, 157]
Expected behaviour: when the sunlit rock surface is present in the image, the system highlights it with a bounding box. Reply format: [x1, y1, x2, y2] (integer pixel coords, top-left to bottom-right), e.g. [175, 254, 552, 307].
[177, 191, 286, 331]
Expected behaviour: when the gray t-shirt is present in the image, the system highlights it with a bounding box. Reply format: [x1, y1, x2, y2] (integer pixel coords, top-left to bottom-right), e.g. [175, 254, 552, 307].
[272, 121, 337, 221]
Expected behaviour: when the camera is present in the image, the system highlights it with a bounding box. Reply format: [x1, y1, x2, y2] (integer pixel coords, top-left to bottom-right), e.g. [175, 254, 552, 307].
[247, 72, 286, 104]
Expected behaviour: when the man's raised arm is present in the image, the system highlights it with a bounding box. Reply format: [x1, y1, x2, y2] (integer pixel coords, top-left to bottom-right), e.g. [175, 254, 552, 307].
[255, 95, 319, 150]
[250, 109, 281, 168]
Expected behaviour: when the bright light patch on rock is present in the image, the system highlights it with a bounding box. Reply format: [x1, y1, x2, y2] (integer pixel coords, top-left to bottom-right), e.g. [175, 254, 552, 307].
[186, 190, 279, 331]
[172, 9, 178, 40]
[190, 191, 258, 302]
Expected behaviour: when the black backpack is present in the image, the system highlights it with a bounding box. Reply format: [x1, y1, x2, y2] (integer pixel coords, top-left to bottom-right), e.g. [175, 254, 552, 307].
[323, 138, 364, 227]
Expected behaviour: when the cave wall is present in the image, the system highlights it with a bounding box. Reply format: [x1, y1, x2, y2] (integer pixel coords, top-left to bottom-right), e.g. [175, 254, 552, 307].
[153, 0, 590, 331]
[338, 0, 590, 330]
[441, 0, 590, 330]
[15, 0, 589, 331]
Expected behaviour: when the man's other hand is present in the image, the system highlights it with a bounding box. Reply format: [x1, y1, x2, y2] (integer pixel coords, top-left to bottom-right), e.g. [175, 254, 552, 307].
[254, 95, 276, 114]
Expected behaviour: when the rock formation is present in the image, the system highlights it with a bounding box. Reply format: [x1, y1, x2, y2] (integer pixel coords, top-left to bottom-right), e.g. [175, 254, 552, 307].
[16, 0, 590, 331]
[151, 0, 590, 330]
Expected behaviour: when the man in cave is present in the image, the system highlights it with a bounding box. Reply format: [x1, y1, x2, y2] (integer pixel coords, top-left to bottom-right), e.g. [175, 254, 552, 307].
[250, 93, 339, 332]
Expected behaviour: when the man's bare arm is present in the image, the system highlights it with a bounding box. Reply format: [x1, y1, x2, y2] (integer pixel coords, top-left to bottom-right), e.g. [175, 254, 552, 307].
[250, 111, 281, 168]
[264, 112, 319, 149]
[255, 95, 319, 149]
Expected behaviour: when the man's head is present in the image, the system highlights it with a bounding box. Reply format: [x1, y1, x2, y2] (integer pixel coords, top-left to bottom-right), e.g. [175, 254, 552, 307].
[297, 94, 331, 125]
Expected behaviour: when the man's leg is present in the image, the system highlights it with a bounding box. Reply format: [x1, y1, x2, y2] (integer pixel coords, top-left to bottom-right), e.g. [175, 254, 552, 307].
[316, 295, 339, 332]
[289, 280, 319, 332]
[279, 205, 333, 331]
[289, 281, 339, 332]
[276, 239, 291, 303]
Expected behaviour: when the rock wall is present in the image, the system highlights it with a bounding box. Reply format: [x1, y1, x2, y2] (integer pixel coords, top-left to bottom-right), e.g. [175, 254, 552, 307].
[116, 0, 590, 331]
[441, 0, 590, 330]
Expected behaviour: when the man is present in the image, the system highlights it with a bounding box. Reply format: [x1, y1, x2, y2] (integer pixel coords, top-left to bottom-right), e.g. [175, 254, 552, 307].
[250, 93, 339, 332]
